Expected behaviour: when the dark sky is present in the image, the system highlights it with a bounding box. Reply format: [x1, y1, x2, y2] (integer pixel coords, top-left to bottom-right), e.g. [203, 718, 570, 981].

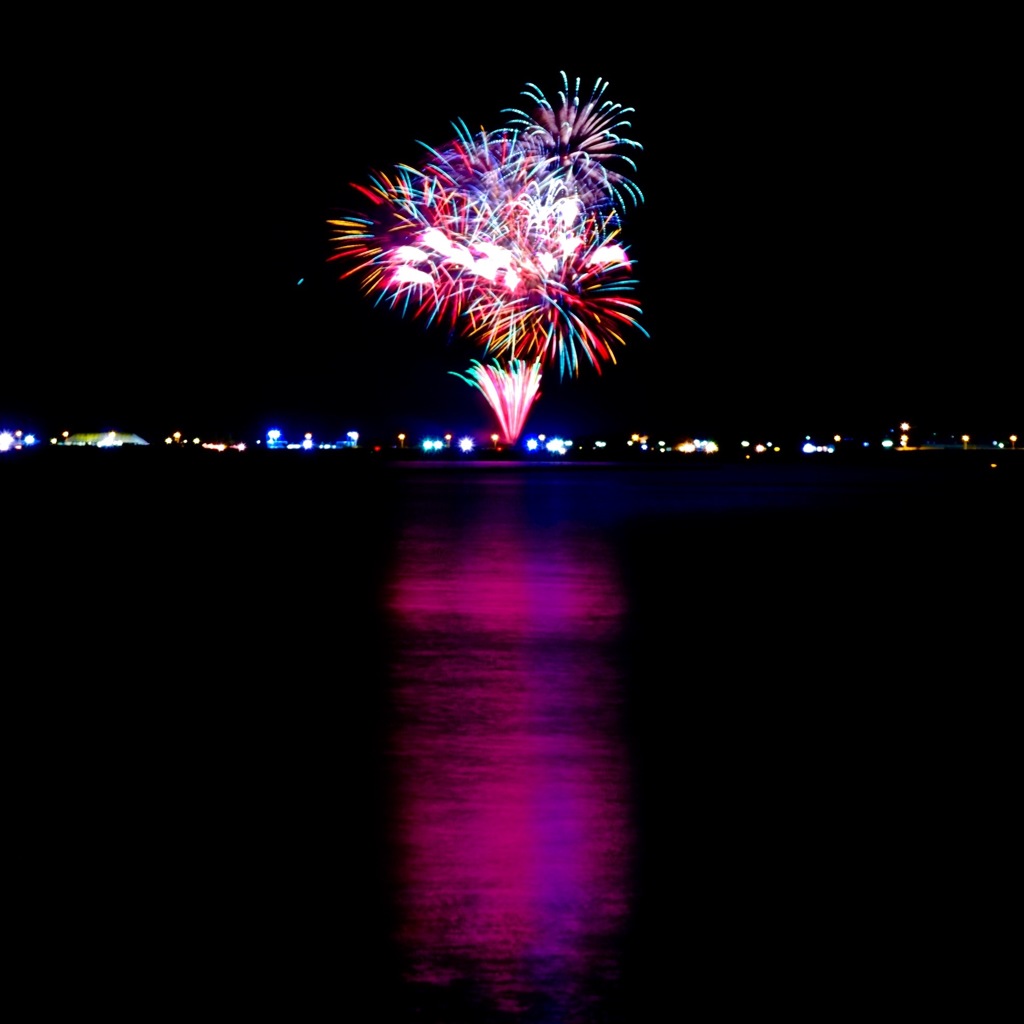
[5, 11, 1017, 448]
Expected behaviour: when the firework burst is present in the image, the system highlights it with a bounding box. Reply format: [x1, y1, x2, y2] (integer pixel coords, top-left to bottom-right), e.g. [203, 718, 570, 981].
[328, 72, 645, 444]
[504, 71, 644, 212]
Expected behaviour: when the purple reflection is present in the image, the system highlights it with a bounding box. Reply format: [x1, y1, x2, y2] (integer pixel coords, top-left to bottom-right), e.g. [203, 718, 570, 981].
[385, 474, 633, 1020]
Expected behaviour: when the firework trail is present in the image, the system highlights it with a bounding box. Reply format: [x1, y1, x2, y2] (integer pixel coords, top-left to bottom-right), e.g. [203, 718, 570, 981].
[329, 71, 646, 443]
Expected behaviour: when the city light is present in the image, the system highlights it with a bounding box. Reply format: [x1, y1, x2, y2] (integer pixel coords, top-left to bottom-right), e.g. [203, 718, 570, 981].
[4, 417, 1015, 460]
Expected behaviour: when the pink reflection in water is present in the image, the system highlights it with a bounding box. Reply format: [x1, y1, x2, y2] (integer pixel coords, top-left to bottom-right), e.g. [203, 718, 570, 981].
[385, 476, 633, 1019]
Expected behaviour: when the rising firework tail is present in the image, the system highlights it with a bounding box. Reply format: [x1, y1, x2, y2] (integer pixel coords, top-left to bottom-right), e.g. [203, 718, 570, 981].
[329, 72, 644, 444]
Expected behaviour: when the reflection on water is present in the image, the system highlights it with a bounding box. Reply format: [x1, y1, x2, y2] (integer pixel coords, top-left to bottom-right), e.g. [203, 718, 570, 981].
[385, 470, 633, 1021]
[7, 454, 1018, 1018]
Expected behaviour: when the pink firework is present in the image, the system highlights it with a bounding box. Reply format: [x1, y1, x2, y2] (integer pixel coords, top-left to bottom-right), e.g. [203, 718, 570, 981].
[450, 358, 543, 446]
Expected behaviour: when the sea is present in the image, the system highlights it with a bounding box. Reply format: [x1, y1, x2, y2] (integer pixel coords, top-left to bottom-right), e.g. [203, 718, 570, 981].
[5, 446, 1020, 1020]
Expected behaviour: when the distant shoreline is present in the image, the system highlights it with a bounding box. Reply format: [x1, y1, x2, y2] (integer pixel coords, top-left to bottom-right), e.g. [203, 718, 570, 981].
[4, 438, 1021, 474]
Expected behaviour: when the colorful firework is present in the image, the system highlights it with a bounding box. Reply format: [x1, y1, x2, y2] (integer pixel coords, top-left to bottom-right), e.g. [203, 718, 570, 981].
[328, 72, 645, 443]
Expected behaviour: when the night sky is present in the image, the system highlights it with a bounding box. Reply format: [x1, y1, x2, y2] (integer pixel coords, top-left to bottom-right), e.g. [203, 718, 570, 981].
[6, 12, 1017, 449]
